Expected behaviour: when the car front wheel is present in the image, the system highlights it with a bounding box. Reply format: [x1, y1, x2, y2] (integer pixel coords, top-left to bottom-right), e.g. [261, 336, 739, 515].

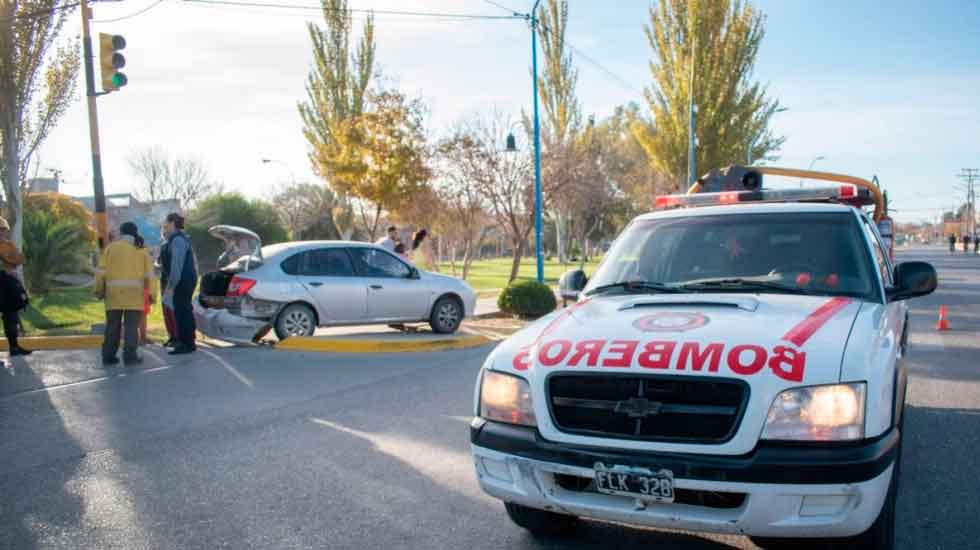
[429, 296, 462, 334]
[274, 303, 317, 340]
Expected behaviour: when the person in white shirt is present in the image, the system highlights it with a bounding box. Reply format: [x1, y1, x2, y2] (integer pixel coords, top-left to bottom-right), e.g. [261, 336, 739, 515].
[376, 225, 398, 252]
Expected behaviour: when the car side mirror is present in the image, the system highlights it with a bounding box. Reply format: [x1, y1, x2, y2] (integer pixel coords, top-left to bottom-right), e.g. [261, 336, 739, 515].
[409, 267, 421, 280]
[559, 269, 588, 304]
[887, 261, 937, 302]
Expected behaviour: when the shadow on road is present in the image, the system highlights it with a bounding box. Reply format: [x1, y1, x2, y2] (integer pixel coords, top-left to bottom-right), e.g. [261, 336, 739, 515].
[0, 358, 85, 550]
[898, 405, 980, 550]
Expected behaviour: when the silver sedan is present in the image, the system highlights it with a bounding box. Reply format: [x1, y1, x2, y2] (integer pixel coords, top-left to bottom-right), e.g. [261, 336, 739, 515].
[193, 226, 477, 343]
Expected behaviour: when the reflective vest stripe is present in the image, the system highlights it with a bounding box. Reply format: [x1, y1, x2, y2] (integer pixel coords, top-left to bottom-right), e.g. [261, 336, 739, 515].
[106, 279, 144, 288]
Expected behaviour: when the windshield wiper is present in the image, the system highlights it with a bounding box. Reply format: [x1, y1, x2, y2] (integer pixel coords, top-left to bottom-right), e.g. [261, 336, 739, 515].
[585, 280, 682, 297]
[678, 277, 819, 295]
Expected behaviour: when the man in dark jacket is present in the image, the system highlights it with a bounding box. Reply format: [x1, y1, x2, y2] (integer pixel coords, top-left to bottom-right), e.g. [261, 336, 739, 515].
[161, 213, 198, 355]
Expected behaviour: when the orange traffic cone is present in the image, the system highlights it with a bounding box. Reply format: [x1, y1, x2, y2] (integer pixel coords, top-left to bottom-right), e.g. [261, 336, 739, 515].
[936, 306, 951, 331]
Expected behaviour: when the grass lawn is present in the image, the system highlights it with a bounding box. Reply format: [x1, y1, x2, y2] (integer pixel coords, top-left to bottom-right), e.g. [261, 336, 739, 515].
[437, 256, 602, 291]
[22, 287, 168, 339]
[19, 257, 603, 336]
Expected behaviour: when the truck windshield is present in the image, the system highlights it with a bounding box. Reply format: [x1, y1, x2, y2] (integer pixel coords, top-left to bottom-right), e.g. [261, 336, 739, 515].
[585, 212, 878, 301]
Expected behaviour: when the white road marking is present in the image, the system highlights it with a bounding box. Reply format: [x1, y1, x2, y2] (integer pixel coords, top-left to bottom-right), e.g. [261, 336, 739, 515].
[201, 349, 255, 389]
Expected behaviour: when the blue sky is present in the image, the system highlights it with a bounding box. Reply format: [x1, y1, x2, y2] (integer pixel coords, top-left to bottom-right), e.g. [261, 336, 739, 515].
[39, 0, 980, 223]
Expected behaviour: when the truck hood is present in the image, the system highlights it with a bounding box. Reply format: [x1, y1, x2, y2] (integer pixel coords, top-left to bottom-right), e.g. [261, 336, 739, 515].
[488, 293, 865, 455]
[495, 292, 863, 388]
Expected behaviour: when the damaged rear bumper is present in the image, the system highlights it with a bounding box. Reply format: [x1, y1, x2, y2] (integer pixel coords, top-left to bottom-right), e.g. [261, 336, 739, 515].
[193, 299, 271, 344]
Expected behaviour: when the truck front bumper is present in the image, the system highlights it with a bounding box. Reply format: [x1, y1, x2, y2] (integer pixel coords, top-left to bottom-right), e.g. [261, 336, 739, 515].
[470, 419, 898, 538]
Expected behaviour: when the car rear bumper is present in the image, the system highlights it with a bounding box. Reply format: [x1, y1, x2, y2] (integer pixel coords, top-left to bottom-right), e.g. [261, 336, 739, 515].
[470, 419, 897, 538]
[193, 300, 270, 344]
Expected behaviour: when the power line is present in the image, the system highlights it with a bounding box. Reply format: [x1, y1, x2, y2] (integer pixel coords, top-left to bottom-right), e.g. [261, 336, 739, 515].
[481, 0, 521, 16]
[93, 0, 165, 23]
[536, 21, 644, 95]
[179, 0, 523, 20]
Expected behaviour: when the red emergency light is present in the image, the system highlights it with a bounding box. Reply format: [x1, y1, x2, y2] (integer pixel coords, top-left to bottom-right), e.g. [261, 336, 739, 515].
[654, 185, 872, 211]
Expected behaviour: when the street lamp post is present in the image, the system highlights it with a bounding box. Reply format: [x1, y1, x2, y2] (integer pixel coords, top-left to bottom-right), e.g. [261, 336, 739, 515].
[799, 155, 826, 186]
[260, 158, 296, 186]
[504, 2, 545, 283]
[530, 0, 544, 283]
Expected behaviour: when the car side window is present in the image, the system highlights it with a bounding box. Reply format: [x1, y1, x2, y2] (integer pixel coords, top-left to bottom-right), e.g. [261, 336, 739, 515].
[304, 249, 355, 277]
[281, 253, 304, 275]
[861, 218, 893, 286]
[349, 248, 412, 278]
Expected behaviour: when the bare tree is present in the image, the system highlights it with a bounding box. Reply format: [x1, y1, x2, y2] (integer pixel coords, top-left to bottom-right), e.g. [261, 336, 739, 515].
[271, 181, 343, 240]
[0, 1, 80, 247]
[128, 147, 220, 208]
[128, 147, 169, 203]
[435, 129, 496, 280]
[461, 112, 534, 283]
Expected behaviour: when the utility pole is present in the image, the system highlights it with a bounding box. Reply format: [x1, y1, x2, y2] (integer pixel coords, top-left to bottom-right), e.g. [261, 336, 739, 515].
[80, 0, 108, 250]
[529, 0, 544, 283]
[957, 168, 979, 239]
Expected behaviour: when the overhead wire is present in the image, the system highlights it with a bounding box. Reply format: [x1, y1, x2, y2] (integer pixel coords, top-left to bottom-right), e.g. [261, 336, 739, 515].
[93, 0, 165, 23]
[178, 0, 523, 20]
[481, 0, 522, 17]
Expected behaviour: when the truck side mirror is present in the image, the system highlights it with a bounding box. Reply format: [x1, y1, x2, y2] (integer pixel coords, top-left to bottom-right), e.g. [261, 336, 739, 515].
[558, 269, 588, 307]
[887, 261, 937, 302]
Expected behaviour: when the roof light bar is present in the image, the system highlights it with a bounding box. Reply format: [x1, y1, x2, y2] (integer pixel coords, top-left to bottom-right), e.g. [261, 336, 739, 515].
[654, 185, 872, 211]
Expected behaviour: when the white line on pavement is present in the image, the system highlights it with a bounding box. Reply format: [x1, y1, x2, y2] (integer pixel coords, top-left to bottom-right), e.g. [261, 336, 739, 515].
[201, 349, 255, 389]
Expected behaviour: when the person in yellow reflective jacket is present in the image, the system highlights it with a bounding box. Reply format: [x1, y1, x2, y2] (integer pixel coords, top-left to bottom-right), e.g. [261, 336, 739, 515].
[95, 222, 154, 366]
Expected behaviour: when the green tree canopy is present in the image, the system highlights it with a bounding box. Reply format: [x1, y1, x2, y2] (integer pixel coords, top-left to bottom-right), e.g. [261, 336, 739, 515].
[634, 0, 784, 189]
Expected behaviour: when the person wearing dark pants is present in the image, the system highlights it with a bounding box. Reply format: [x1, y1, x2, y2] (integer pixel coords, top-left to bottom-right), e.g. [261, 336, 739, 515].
[0, 216, 31, 358]
[161, 213, 198, 355]
[96, 222, 155, 366]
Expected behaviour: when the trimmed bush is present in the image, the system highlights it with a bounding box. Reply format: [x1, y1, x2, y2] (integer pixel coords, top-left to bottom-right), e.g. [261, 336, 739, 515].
[498, 280, 557, 319]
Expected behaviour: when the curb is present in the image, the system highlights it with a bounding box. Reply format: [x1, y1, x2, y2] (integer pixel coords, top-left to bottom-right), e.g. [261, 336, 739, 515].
[0, 335, 103, 351]
[274, 333, 495, 353]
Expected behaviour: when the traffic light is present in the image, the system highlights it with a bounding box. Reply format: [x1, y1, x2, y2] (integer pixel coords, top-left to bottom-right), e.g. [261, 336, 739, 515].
[99, 33, 127, 92]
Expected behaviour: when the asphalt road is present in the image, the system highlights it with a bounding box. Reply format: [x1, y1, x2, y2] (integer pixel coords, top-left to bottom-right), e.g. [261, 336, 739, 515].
[1, 244, 977, 550]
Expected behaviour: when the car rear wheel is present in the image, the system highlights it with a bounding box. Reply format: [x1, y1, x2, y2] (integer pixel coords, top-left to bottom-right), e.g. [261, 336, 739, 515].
[429, 296, 462, 334]
[274, 303, 316, 340]
[503, 502, 577, 536]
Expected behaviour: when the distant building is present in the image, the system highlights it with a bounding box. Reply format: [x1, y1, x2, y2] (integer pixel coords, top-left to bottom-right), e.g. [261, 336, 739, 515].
[75, 194, 182, 256]
[27, 177, 59, 193]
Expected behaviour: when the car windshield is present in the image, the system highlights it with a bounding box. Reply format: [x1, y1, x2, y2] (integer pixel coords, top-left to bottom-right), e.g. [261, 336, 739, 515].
[585, 212, 878, 301]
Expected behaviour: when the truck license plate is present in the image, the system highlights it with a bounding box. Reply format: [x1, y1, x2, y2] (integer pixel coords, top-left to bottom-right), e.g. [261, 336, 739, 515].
[594, 463, 674, 503]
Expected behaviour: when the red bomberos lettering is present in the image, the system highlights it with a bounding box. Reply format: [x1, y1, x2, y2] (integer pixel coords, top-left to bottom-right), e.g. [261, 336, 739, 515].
[515, 338, 807, 381]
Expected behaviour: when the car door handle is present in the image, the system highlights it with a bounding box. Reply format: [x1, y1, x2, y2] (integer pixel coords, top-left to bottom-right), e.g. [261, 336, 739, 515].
[309, 282, 324, 287]
[370, 284, 383, 290]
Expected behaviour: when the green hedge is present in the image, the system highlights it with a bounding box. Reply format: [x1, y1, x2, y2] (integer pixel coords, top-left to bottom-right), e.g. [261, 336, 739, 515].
[498, 280, 557, 319]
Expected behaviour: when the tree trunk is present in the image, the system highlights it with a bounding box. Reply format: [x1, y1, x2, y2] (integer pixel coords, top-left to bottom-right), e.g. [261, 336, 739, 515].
[508, 238, 525, 283]
[461, 238, 473, 280]
[369, 203, 382, 241]
[2, 126, 23, 249]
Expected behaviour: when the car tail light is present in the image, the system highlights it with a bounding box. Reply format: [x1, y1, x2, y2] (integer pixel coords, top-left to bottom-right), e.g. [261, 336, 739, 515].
[227, 276, 256, 297]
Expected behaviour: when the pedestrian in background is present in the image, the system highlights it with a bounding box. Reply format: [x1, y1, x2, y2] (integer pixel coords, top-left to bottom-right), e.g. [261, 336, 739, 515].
[134, 234, 157, 345]
[161, 213, 198, 355]
[96, 222, 154, 366]
[376, 225, 398, 252]
[964, 234, 971, 254]
[409, 229, 431, 268]
[949, 234, 956, 253]
[0, 217, 31, 357]
[974, 233, 978, 254]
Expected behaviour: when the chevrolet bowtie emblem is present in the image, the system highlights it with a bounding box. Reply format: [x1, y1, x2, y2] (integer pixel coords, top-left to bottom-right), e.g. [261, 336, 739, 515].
[614, 397, 664, 418]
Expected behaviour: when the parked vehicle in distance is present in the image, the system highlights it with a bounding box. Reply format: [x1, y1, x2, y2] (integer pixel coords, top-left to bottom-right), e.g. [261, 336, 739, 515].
[194, 226, 477, 343]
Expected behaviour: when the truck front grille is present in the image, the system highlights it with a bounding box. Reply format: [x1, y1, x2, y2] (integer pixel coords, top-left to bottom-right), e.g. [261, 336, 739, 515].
[547, 374, 748, 444]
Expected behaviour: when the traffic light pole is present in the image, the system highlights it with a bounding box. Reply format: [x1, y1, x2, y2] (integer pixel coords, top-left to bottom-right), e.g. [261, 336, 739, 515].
[80, 0, 108, 250]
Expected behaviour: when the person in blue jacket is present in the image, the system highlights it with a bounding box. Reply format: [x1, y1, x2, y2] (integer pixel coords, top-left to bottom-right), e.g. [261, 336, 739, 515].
[161, 213, 198, 355]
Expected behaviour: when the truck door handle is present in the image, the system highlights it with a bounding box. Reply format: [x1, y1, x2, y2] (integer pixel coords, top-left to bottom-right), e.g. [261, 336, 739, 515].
[370, 284, 383, 290]
[309, 282, 323, 287]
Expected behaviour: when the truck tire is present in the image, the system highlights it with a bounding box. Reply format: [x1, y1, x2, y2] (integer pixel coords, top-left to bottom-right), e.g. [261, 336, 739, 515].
[429, 296, 462, 334]
[274, 303, 316, 340]
[504, 502, 577, 536]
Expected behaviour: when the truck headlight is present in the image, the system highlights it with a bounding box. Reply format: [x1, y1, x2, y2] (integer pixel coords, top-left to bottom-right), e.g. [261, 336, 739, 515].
[762, 383, 866, 441]
[479, 370, 537, 427]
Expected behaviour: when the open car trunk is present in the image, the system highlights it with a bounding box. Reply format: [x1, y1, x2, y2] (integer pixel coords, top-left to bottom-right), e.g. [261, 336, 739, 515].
[198, 225, 262, 309]
[194, 225, 271, 344]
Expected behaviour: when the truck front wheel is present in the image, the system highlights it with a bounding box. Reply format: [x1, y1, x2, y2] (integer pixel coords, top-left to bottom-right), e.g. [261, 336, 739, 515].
[504, 502, 578, 536]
